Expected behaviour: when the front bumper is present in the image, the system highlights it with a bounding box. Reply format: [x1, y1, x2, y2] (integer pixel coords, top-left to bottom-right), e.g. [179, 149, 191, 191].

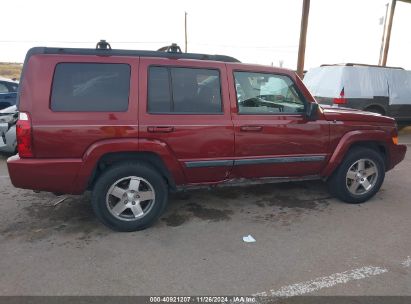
[387, 143, 407, 171]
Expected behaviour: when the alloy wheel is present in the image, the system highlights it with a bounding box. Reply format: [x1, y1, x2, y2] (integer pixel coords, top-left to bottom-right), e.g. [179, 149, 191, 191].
[106, 176, 156, 221]
[345, 159, 379, 196]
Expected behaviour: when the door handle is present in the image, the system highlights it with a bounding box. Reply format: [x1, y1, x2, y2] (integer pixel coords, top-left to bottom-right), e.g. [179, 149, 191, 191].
[240, 125, 263, 132]
[147, 126, 174, 133]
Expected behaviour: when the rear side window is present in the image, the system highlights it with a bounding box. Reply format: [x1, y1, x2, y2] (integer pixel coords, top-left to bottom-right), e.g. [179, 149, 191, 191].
[148, 67, 222, 114]
[51, 63, 130, 112]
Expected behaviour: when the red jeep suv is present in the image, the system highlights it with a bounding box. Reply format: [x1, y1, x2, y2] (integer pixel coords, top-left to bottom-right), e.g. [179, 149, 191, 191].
[7, 42, 407, 231]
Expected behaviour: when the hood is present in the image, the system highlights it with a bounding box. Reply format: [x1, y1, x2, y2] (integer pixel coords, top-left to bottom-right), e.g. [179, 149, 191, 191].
[320, 105, 395, 124]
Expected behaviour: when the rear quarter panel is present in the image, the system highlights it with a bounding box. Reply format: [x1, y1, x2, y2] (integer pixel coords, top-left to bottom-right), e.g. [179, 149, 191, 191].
[19, 54, 139, 158]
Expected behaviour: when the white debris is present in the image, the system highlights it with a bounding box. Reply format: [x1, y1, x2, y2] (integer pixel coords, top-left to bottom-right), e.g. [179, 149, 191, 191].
[401, 256, 411, 268]
[243, 235, 256, 243]
[52, 195, 69, 206]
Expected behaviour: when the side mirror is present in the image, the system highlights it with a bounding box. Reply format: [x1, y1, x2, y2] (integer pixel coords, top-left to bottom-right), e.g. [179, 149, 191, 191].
[306, 102, 319, 121]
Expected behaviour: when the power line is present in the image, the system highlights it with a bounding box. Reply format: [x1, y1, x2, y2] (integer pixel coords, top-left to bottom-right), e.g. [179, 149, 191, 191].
[0, 40, 170, 44]
[189, 42, 298, 49]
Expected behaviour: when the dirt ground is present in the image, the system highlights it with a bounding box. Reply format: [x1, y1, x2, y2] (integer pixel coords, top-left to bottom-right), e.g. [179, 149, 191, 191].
[0, 130, 410, 297]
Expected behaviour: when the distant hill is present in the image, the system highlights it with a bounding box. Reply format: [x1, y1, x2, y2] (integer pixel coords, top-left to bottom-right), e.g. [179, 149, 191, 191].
[0, 62, 23, 80]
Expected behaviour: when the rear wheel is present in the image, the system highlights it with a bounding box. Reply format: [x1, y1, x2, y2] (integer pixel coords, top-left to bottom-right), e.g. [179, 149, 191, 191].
[91, 162, 168, 231]
[327, 147, 385, 204]
[365, 106, 385, 116]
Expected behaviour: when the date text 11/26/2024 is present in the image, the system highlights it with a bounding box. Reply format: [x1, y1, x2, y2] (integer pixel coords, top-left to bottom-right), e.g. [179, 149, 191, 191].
[149, 296, 256, 303]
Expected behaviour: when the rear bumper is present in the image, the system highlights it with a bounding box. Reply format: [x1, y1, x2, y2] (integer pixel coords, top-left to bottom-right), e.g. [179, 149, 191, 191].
[7, 155, 84, 194]
[387, 143, 407, 171]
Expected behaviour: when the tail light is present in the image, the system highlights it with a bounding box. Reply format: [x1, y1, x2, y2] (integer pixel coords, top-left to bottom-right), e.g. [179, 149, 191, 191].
[16, 112, 33, 158]
[333, 88, 346, 105]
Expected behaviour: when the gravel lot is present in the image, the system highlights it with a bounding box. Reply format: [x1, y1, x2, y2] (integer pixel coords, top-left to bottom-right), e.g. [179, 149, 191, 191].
[0, 129, 410, 296]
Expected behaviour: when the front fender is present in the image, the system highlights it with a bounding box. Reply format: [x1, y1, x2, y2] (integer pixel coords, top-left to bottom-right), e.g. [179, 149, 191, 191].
[321, 130, 389, 177]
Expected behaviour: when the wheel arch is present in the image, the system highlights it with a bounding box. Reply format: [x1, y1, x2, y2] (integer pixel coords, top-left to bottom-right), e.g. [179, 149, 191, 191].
[89, 151, 177, 191]
[73, 138, 185, 193]
[347, 141, 388, 168]
[321, 130, 390, 178]
[363, 104, 387, 115]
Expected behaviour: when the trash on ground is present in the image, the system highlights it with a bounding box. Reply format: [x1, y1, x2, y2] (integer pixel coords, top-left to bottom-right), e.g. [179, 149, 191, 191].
[52, 195, 69, 207]
[243, 235, 256, 243]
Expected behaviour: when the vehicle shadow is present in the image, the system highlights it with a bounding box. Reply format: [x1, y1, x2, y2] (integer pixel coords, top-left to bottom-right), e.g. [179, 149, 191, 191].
[162, 180, 332, 228]
[0, 179, 332, 244]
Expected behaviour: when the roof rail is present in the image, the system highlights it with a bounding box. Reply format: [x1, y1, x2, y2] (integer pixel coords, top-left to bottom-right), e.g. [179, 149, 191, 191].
[28, 40, 241, 63]
[320, 63, 404, 70]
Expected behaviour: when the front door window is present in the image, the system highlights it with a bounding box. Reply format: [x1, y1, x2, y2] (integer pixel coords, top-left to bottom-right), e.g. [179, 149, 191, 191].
[234, 72, 305, 114]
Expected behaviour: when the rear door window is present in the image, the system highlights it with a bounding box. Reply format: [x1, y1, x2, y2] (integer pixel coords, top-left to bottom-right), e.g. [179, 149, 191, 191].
[147, 67, 172, 113]
[148, 67, 222, 114]
[51, 63, 130, 112]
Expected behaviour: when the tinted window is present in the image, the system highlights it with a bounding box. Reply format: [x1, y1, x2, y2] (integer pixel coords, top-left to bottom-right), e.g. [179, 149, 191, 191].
[234, 72, 305, 114]
[0, 83, 8, 93]
[51, 63, 130, 112]
[8, 83, 18, 92]
[148, 67, 222, 114]
[148, 67, 172, 113]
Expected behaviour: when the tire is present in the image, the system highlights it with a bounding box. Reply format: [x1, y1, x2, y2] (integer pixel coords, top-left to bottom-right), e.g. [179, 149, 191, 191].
[91, 162, 168, 231]
[327, 147, 385, 204]
[365, 106, 385, 116]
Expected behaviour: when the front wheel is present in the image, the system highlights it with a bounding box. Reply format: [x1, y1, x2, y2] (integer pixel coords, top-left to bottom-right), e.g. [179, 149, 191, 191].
[327, 147, 385, 204]
[91, 162, 168, 231]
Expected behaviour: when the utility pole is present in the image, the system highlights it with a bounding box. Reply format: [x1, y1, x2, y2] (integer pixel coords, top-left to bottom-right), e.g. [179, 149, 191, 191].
[184, 12, 188, 53]
[380, 0, 397, 66]
[378, 3, 389, 65]
[296, 0, 310, 78]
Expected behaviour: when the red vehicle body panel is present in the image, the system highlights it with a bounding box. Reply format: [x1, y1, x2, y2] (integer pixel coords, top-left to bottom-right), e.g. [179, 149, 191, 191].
[138, 58, 234, 184]
[18, 54, 140, 159]
[226, 63, 330, 179]
[7, 50, 407, 194]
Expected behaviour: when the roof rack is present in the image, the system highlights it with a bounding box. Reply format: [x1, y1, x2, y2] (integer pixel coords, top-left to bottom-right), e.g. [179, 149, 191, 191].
[157, 43, 182, 53]
[96, 39, 112, 50]
[28, 41, 241, 63]
[320, 63, 404, 70]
